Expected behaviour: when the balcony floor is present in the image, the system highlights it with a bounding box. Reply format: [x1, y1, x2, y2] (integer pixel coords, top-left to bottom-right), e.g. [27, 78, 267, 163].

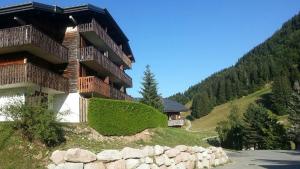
[81, 31, 129, 69]
[0, 82, 65, 95]
[0, 44, 64, 64]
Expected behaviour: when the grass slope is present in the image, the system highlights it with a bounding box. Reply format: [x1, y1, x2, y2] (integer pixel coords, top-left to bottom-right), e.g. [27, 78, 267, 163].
[0, 123, 215, 169]
[190, 85, 272, 131]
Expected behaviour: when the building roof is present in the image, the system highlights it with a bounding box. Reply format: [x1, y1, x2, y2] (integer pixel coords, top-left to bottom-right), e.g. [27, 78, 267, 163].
[0, 2, 135, 62]
[163, 98, 189, 113]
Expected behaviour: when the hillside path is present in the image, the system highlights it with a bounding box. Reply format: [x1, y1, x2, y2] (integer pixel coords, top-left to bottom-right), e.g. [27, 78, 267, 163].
[216, 150, 300, 169]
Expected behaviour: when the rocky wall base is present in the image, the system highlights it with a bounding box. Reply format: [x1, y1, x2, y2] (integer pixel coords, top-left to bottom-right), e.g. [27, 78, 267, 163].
[48, 145, 229, 169]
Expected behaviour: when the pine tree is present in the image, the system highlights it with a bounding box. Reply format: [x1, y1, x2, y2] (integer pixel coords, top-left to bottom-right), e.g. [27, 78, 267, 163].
[216, 104, 244, 150]
[243, 104, 289, 150]
[140, 65, 163, 111]
[191, 92, 212, 118]
[271, 76, 293, 115]
[288, 92, 300, 150]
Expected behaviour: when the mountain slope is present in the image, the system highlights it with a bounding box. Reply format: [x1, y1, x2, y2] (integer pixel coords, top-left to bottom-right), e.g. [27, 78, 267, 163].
[170, 12, 300, 115]
[189, 85, 271, 131]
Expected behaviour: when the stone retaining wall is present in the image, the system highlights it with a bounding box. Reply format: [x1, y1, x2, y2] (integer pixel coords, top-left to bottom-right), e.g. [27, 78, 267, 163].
[48, 145, 229, 169]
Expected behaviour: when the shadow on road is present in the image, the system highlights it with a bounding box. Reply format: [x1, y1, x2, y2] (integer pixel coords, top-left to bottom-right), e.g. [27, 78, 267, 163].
[257, 159, 300, 169]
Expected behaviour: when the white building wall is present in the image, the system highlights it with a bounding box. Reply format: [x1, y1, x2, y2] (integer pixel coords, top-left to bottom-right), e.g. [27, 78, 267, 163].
[52, 93, 80, 123]
[0, 89, 26, 121]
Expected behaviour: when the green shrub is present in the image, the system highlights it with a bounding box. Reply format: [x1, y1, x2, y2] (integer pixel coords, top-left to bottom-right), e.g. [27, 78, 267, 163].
[88, 98, 167, 136]
[0, 100, 65, 147]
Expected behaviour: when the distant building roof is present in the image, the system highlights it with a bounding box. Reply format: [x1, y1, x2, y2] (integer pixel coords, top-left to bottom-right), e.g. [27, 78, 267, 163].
[163, 98, 189, 113]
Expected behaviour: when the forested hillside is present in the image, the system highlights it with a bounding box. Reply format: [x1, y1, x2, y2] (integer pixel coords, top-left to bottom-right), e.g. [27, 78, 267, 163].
[170, 12, 300, 118]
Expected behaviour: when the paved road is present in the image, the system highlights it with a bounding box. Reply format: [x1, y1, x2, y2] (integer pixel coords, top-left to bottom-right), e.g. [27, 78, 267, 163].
[216, 150, 300, 169]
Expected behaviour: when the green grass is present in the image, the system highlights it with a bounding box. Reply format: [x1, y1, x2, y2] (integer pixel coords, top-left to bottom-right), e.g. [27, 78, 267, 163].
[0, 122, 215, 169]
[190, 85, 272, 132]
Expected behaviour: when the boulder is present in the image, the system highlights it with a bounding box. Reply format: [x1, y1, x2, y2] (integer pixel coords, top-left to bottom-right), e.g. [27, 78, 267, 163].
[154, 145, 164, 156]
[164, 148, 180, 158]
[121, 147, 144, 159]
[55, 163, 84, 169]
[84, 161, 106, 169]
[175, 162, 186, 169]
[64, 148, 96, 163]
[142, 146, 155, 157]
[144, 157, 154, 164]
[195, 161, 204, 169]
[196, 153, 203, 161]
[154, 155, 165, 166]
[106, 159, 126, 169]
[163, 146, 171, 151]
[96, 150, 122, 162]
[189, 146, 206, 153]
[202, 159, 210, 168]
[174, 152, 190, 164]
[150, 164, 159, 169]
[126, 159, 141, 169]
[137, 163, 151, 169]
[47, 164, 56, 169]
[186, 161, 195, 169]
[50, 150, 66, 165]
[174, 145, 188, 152]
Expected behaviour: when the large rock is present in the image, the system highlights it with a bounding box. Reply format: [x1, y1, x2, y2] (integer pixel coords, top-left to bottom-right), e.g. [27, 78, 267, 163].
[174, 152, 191, 164]
[175, 162, 186, 169]
[55, 163, 84, 169]
[144, 157, 154, 164]
[154, 145, 164, 156]
[126, 159, 141, 169]
[121, 147, 144, 159]
[47, 164, 56, 169]
[196, 161, 204, 169]
[97, 150, 122, 162]
[196, 153, 203, 161]
[174, 145, 188, 152]
[202, 159, 210, 168]
[150, 164, 159, 169]
[189, 146, 206, 154]
[50, 150, 66, 165]
[137, 163, 151, 169]
[165, 148, 180, 158]
[186, 161, 195, 169]
[142, 146, 155, 157]
[64, 148, 96, 163]
[106, 160, 126, 169]
[154, 155, 165, 166]
[84, 161, 106, 169]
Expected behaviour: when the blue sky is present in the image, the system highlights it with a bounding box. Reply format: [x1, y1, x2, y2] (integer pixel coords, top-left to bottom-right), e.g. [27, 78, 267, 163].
[3, 0, 300, 97]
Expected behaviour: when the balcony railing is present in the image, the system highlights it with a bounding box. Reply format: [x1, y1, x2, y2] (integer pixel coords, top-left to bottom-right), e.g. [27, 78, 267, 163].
[0, 25, 68, 63]
[110, 87, 133, 101]
[168, 119, 185, 127]
[79, 47, 132, 87]
[0, 63, 68, 93]
[78, 19, 132, 68]
[78, 76, 110, 98]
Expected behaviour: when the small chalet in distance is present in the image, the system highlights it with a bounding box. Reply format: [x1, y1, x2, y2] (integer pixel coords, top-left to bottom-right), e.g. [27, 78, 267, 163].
[162, 98, 189, 127]
[0, 2, 134, 122]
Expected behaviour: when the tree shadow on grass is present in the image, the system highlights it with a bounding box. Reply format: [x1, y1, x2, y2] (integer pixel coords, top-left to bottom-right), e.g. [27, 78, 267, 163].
[256, 93, 273, 111]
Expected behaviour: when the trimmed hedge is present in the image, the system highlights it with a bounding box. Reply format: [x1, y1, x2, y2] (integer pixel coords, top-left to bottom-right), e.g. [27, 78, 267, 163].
[88, 98, 167, 136]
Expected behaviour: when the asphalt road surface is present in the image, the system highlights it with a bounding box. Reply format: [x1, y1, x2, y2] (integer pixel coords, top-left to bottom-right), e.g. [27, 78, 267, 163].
[216, 150, 300, 169]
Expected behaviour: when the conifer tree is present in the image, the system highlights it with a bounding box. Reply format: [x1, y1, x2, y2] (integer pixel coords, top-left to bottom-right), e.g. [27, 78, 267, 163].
[191, 92, 211, 118]
[288, 92, 300, 150]
[243, 104, 289, 149]
[271, 76, 293, 115]
[140, 65, 163, 111]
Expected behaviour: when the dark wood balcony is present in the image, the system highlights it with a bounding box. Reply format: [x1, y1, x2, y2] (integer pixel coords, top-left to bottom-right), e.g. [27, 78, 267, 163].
[78, 19, 132, 69]
[79, 47, 132, 87]
[0, 25, 68, 64]
[0, 63, 68, 93]
[110, 87, 133, 101]
[78, 76, 110, 98]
